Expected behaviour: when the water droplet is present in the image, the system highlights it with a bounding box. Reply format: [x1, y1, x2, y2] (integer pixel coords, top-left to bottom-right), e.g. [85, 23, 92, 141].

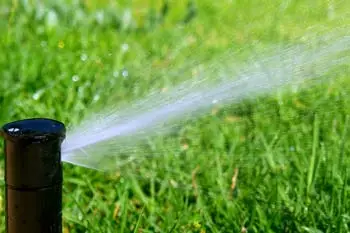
[121, 43, 129, 53]
[72, 75, 80, 82]
[95, 11, 104, 24]
[122, 9, 132, 29]
[80, 53, 88, 61]
[122, 70, 129, 78]
[212, 99, 218, 104]
[289, 146, 295, 152]
[93, 94, 100, 102]
[113, 71, 119, 78]
[32, 90, 43, 100]
[46, 10, 58, 29]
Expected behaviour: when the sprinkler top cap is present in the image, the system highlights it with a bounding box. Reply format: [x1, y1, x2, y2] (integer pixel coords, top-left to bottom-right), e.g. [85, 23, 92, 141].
[2, 118, 65, 188]
[2, 118, 65, 142]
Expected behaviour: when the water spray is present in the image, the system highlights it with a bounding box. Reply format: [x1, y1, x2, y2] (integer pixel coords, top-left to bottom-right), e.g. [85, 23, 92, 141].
[62, 30, 350, 171]
[1, 118, 65, 233]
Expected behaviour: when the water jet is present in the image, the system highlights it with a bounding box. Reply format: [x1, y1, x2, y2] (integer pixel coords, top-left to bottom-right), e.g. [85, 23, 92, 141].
[1, 118, 65, 233]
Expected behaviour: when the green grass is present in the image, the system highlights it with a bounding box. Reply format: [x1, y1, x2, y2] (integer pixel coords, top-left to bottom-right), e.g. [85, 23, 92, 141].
[0, 0, 350, 232]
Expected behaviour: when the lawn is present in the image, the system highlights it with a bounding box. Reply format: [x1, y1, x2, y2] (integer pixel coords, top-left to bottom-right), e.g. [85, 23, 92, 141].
[0, 0, 350, 232]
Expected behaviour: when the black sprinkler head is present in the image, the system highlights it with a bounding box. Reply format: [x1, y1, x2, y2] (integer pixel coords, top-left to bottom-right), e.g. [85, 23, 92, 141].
[1, 118, 66, 233]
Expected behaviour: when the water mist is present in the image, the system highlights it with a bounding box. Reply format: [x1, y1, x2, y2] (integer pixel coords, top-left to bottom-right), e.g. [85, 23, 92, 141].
[60, 28, 350, 171]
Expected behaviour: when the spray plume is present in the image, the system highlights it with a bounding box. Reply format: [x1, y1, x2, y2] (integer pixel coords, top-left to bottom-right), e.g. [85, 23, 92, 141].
[61, 28, 350, 171]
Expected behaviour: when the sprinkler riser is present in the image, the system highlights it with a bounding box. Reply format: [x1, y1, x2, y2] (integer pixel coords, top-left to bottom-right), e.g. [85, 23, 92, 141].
[2, 118, 65, 233]
[6, 185, 62, 233]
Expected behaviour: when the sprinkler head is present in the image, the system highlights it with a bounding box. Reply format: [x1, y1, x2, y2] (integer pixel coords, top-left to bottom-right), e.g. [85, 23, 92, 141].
[1, 118, 65, 233]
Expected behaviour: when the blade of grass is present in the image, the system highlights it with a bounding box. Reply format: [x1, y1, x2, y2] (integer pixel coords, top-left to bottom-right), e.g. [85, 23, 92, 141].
[307, 113, 320, 196]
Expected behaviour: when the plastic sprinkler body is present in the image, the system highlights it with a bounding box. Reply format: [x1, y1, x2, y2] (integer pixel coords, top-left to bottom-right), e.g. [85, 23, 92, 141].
[1, 118, 66, 233]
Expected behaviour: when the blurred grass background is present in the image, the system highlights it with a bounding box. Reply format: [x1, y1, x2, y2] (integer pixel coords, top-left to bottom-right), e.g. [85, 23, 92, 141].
[0, 0, 350, 232]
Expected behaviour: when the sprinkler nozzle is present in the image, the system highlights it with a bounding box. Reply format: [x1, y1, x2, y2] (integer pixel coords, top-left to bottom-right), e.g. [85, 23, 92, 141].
[1, 118, 65, 233]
